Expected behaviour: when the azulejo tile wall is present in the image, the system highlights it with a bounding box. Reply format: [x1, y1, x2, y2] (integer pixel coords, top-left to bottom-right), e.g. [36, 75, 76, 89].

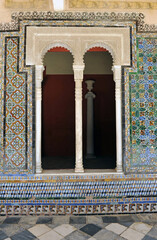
[0, 12, 156, 215]
[4, 37, 27, 170]
[126, 38, 157, 173]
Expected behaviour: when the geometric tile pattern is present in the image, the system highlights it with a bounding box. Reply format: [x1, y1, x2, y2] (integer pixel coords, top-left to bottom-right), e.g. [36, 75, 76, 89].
[0, 179, 157, 199]
[0, 214, 156, 240]
[128, 38, 157, 173]
[4, 37, 26, 169]
[0, 196, 157, 215]
[0, 172, 156, 215]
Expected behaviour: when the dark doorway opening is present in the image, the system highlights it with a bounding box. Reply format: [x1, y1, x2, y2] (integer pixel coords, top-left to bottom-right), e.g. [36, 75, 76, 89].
[42, 49, 75, 169]
[83, 50, 116, 169]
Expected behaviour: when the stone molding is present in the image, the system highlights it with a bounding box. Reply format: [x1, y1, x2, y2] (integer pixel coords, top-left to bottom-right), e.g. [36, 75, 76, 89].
[0, 11, 156, 32]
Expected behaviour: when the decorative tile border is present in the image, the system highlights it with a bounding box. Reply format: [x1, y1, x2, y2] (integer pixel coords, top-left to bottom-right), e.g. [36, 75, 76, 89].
[0, 198, 157, 215]
[0, 178, 157, 199]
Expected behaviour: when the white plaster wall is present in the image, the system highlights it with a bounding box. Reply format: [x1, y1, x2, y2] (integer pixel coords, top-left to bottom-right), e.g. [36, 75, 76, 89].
[0, 0, 12, 22]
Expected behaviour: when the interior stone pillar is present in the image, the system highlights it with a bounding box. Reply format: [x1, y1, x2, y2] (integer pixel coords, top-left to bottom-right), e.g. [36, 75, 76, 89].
[112, 65, 123, 173]
[73, 64, 85, 173]
[35, 65, 44, 174]
[85, 80, 96, 158]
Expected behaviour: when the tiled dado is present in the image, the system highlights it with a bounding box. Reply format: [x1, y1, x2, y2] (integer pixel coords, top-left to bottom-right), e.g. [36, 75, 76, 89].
[0, 198, 157, 215]
[0, 178, 157, 199]
[0, 174, 156, 215]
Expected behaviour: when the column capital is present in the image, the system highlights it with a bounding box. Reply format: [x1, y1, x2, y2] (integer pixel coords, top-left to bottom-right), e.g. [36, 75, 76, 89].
[35, 65, 44, 82]
[73, 64, 85, 81]
[85, 92, 96, 99]
[35, 64, 44, 71]
[112, 65, 121, 81]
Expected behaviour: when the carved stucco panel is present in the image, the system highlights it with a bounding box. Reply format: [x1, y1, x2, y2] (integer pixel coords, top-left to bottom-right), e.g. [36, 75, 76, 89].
[26, 26, 130, 66]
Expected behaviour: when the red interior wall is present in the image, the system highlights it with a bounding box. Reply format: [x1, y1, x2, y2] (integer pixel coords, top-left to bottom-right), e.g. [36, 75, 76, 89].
[83, 75, 116, 157]
[42, 74, 116, 159]
[42, 75, 75, 157]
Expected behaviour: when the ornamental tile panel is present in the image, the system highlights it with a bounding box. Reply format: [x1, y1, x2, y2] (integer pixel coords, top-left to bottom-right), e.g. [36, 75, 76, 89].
[127, 38, 157, 173]
[4, 37, 27, 170]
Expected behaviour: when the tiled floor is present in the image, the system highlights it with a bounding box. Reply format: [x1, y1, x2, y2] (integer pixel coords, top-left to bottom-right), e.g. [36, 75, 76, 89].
[0, 214, 156, 240]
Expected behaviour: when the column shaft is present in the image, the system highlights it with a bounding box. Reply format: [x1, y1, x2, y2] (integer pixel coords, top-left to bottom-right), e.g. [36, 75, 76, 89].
[73, 64, 84, 173]
[113, 65, 123, 173]
[86, 94, 94, 156]
[85, 80, 95, 158]
[35, 65, 44, 174]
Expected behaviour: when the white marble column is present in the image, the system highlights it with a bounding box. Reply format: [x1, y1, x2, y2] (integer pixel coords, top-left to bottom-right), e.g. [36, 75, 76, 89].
[73, 64, 85, 173]
[35, 65, 44, 174]
[85, 80, 96, 158]
[112, 65, 123, 172]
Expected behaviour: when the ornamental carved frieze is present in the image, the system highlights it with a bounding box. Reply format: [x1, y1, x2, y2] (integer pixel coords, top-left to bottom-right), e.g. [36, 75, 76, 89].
[68, 0, 157, 10]
[0, 11, 156, 32]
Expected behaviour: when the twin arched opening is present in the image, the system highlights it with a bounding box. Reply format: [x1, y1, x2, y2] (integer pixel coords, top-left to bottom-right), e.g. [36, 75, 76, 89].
[27, 26, 130, 174]
[41, 45, 116, 171]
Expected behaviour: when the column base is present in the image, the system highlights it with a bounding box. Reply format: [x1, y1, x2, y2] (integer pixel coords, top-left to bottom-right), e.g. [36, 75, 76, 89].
[75, 167, 84, 173]
[116, 166, 123, 173]
[36, 167, 43, 174]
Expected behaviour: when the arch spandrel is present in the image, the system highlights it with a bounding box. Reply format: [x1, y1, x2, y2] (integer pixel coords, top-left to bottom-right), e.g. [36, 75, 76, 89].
[41, 42, 75, 66]
[83, 42, 115, 65]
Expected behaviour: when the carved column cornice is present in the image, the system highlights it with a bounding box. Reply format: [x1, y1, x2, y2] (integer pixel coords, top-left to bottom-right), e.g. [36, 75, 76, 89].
[36, 65, 44, 100]
[36, 65, 44, 84]
[112, 65, 122, 101]
[73, 64, 84, 81]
